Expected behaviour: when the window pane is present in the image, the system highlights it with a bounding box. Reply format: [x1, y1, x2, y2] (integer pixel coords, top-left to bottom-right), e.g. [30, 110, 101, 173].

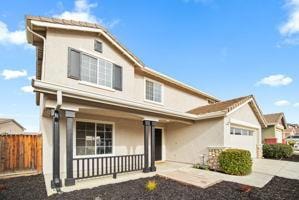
[230, 128, 234, 135]
[98, 58, 112, 88]
[105, 124, 112, 132]
[146, 80, 154, 101]
[97, 147, 105, 154]
[105, 147, 112, 154]
[235, 128, 241, 135]
[105, 139, 112, 146]
[81, 54, 97, 84]
[105, 132, 112, 139]
[95, 123, 113, 155]
[146, 80, 162, 103]
[76, 121, 95, 156]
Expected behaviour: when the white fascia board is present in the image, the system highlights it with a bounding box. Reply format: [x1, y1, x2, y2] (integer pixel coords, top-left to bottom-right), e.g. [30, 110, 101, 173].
[143, 67, 220, 102]
[30, 20, 144, 69]
[196, 111, 226, 120]
[32, 79, 198, 120]
[225, 98, 252, 116]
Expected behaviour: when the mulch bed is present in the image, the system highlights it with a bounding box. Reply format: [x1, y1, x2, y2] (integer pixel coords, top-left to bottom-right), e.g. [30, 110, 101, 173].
[1, 174, 299, 200]
[266, 154, 299, 162]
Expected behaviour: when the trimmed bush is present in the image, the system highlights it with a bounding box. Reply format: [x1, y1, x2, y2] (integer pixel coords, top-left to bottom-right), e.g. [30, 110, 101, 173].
[263, 144, 293, 159]
[218, 149, 252, 176]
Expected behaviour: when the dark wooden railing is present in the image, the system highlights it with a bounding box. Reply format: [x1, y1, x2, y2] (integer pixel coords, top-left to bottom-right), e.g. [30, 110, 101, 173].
[73, 154, 144, 179]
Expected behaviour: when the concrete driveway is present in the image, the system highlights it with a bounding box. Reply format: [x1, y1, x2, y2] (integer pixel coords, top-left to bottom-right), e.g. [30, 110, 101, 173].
[158, 159, 299, 188]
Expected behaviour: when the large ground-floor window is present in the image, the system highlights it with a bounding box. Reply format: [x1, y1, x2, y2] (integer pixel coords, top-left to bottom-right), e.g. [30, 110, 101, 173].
[76, 121, 113, 156]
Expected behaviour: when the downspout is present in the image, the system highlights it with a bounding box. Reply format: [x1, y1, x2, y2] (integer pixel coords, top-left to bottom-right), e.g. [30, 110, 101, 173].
[26, 26, 46, 80]
[27, 26, 63, 191]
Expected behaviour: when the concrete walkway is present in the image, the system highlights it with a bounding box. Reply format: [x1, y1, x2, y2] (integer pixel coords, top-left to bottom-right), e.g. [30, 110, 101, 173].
[158, 159, 299, 188]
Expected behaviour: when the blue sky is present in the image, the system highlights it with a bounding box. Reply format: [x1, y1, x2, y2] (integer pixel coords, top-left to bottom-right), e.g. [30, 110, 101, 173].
[0, 0, 298, 131]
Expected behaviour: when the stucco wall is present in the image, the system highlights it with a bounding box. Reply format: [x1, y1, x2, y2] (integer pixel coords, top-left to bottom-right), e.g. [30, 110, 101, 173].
[165, 118, 224, 164]
[0, 121, 24, 134]
[43, 29, 209, 113]
[262, 126, 275, 141]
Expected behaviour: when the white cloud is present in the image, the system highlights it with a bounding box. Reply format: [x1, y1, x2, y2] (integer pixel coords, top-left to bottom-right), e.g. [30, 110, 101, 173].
[294, 102, 299, 107]
[0, 21, 26, 45]
[256, 74, 293, 87]
[280, 0, 299, 36]
[53, 0, 120, 29]
[274, 100, 291, 106]
[21, 85, 34, 93]
[27, 75, 35, 81]
[53, 0, 98, 23]
[1, 69, 27, 80]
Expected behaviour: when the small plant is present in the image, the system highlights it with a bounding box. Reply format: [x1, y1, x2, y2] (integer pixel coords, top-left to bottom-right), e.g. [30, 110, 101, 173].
[193, 163, 209, 170]
[287, 140, 296, 147]
[145, 180, 157, 191]
[263, 144, 293, 159]
[218, 149, 252, 176]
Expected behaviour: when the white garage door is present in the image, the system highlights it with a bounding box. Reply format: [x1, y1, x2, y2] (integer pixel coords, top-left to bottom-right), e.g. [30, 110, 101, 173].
[229, 127, 257, 158]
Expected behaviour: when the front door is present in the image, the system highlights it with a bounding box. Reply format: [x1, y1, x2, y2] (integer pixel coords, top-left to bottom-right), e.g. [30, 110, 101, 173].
[155, 128, 162, 161]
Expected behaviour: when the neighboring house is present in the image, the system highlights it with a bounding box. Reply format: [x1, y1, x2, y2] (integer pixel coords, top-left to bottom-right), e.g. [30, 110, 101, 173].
[26, 16, 267, 188]
[262, 113, 287, 144]
[284, 126, 296, 138]
[0, 118, 25, 135]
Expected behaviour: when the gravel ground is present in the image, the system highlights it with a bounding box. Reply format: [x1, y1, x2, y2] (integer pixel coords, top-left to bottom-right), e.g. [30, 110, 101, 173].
[0, 175, 299, 200]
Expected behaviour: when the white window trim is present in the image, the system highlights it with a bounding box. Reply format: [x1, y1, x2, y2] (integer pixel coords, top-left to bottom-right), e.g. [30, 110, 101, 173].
[144, 77, 164, 105]
[78, 49, 117, 91]
[79, 81, 116, 92]
[230, 126, 256, 136]
[73, 118, 116, 159]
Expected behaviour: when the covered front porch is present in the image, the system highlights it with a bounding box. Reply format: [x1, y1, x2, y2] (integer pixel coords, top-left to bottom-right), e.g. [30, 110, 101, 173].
[42, 95, 194, 192]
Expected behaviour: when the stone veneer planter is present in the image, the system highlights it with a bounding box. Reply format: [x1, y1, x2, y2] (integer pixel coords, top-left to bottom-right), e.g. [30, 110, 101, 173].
[207, 146, 229, 171]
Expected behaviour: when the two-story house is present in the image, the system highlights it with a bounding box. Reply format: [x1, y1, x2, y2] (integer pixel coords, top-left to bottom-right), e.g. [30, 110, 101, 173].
[26, 16, 267, 190]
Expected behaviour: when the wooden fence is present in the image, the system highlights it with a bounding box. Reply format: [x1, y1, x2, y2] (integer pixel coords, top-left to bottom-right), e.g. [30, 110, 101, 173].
[0, 135, 42, 173]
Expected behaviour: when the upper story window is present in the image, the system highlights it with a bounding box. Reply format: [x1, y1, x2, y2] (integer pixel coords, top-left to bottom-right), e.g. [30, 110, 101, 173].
[145, 79, 163, 104]
[68, 48, 122, 91]
[230, 127, 254, 136]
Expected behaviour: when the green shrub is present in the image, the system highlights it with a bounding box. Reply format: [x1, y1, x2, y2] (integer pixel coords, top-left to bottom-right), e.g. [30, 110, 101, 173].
[263, 144, 293, 159]
[218, 149, 252, 176]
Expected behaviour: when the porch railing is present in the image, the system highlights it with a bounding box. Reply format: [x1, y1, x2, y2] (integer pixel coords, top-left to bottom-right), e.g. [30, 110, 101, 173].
[73, 154, 144, 180]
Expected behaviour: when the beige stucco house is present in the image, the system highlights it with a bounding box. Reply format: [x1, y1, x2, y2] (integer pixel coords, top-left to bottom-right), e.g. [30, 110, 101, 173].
[262, 113, 287, 144]
[26, 16, 267, 189]
[0, 118, 25, 134]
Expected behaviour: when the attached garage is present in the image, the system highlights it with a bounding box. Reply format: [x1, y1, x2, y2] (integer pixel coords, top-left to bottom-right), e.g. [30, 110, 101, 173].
[167, 95, 267, 164]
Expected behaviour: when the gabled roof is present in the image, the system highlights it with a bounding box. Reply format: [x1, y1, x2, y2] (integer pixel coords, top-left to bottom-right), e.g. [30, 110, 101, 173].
[0, 118, 25, 130]
[284, 127, 295, 133]
[25, 15, 219, 102]
[187, 95, 267, 127]
[263, 113, 287, 129]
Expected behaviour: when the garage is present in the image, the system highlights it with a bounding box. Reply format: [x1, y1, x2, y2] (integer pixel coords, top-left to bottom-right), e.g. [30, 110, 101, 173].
[228, 126, 258, 158]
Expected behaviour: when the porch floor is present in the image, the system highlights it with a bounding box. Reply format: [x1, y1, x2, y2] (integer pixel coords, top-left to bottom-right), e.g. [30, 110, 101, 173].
[45, 161, 192, 196]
